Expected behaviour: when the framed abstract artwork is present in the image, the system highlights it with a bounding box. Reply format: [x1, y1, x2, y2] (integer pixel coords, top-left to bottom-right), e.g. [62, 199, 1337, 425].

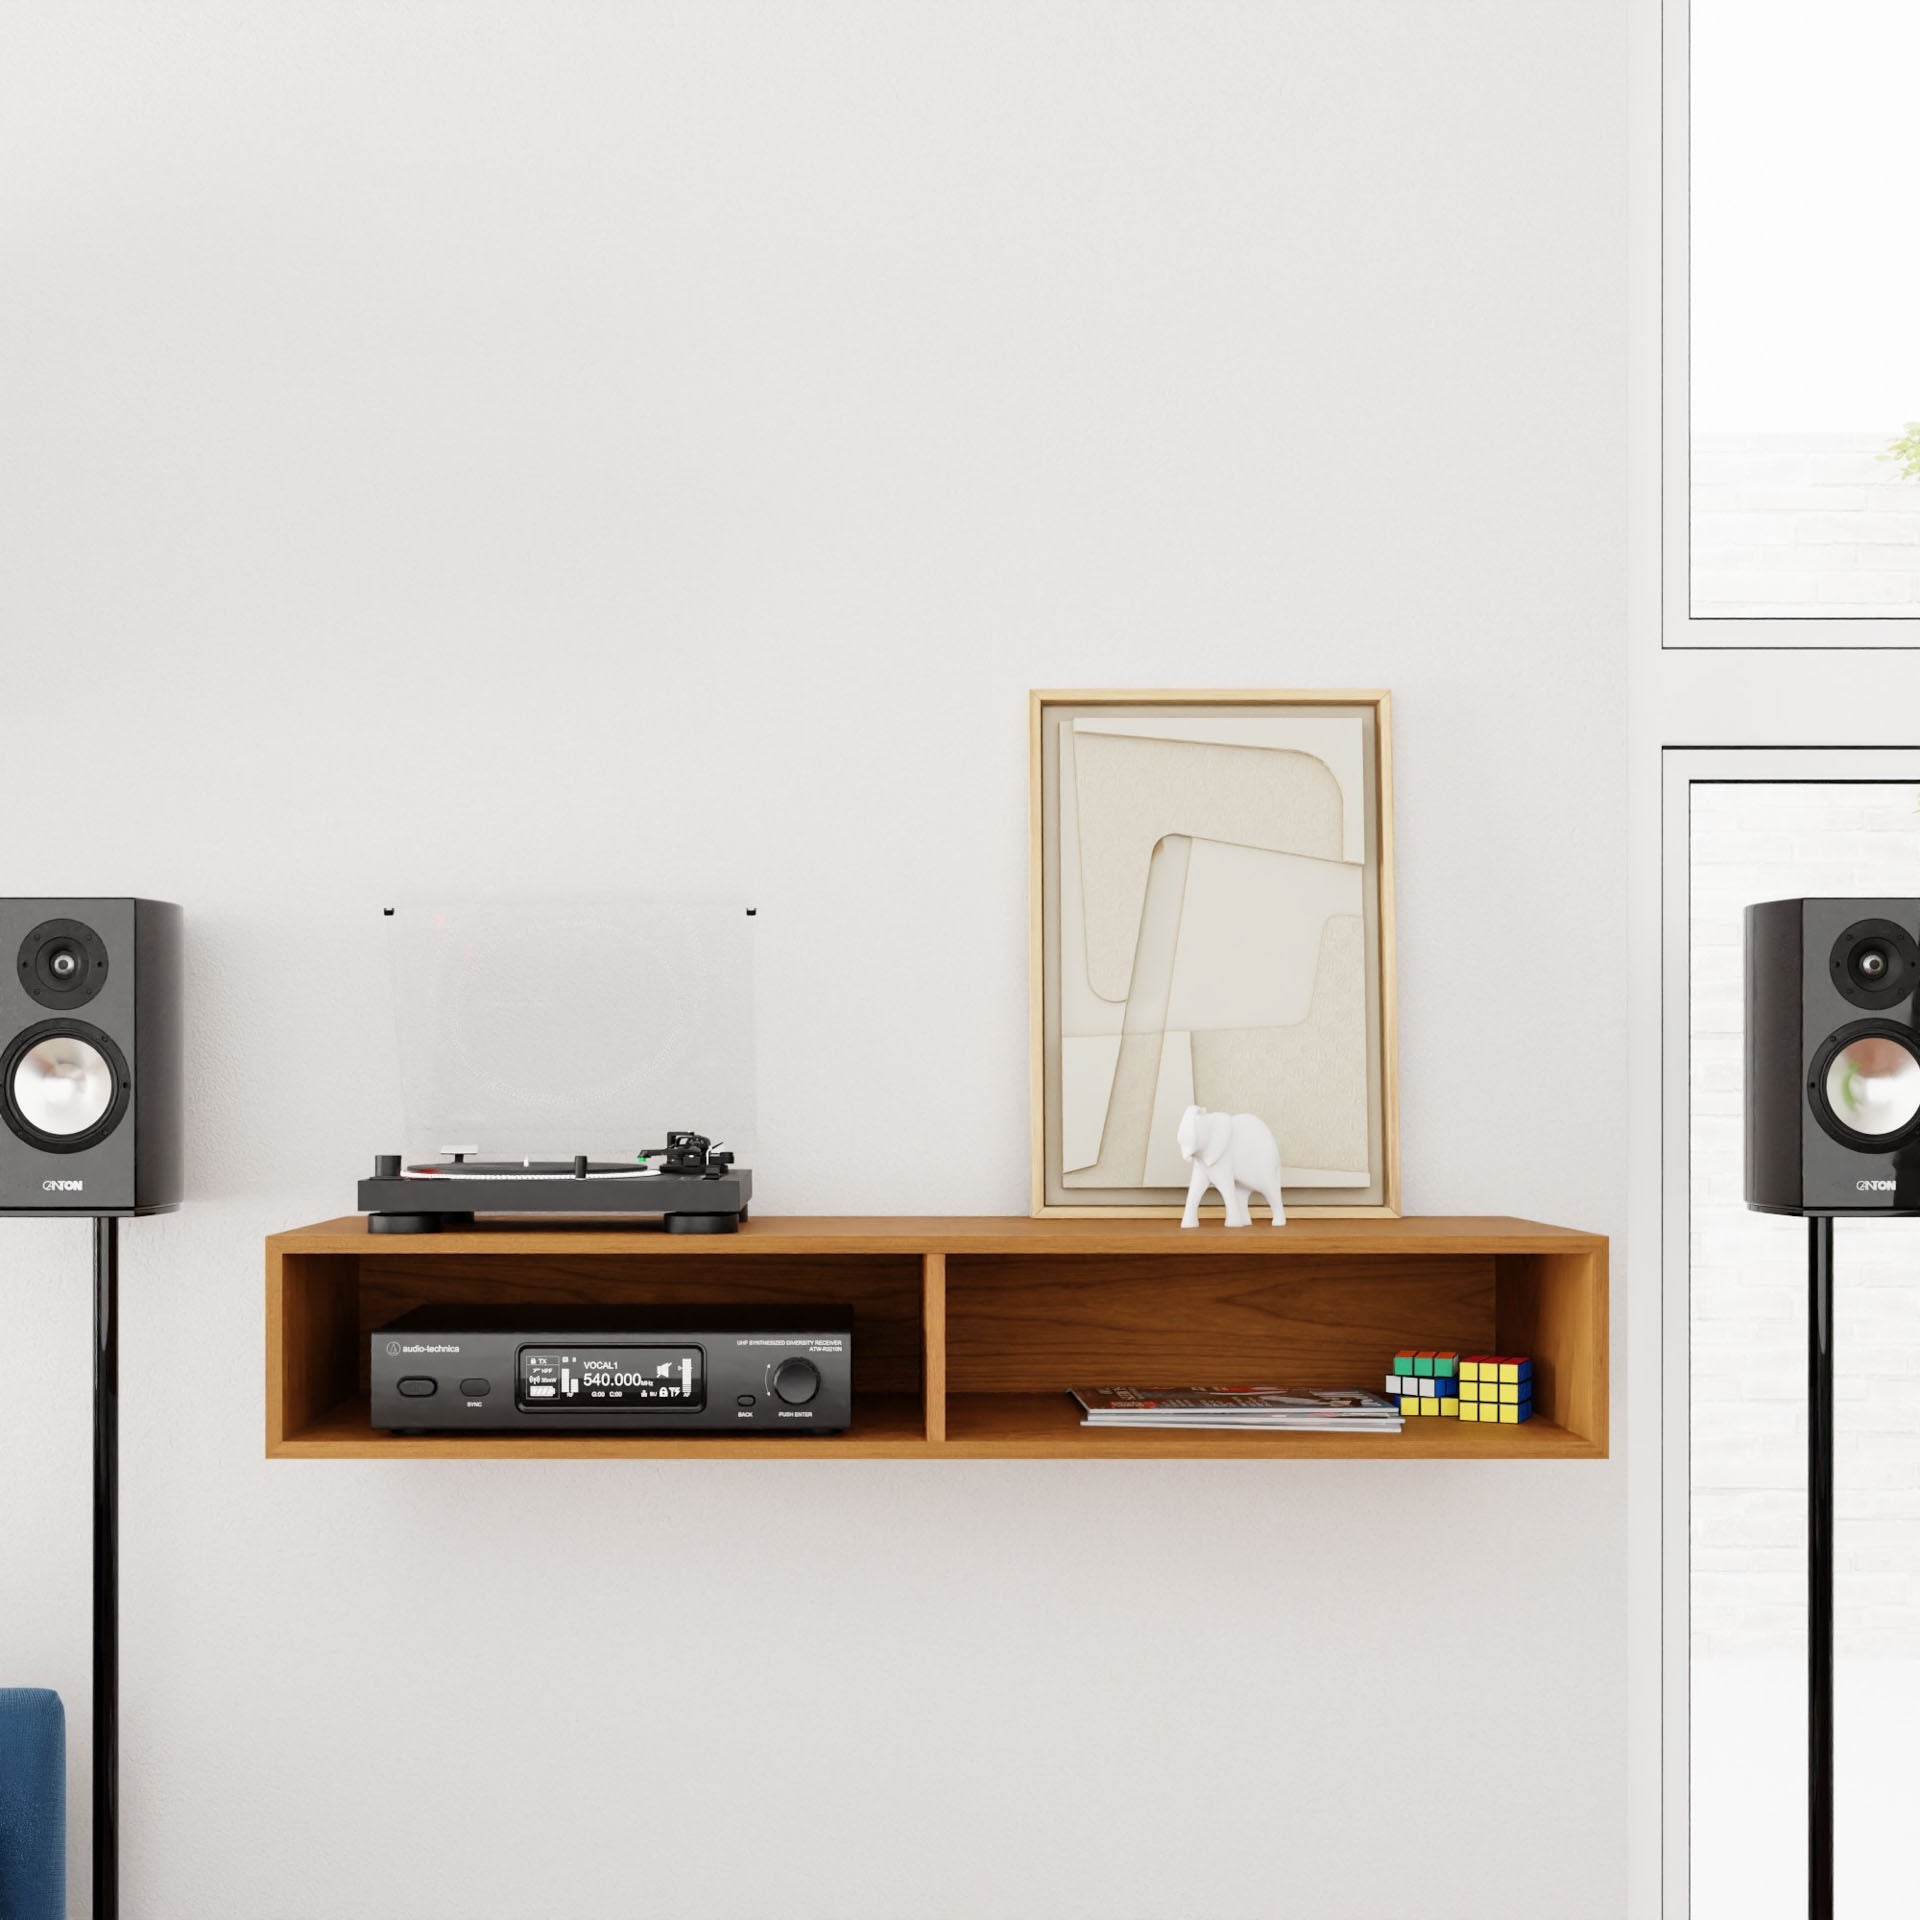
[1030, 690, 1399, 1217]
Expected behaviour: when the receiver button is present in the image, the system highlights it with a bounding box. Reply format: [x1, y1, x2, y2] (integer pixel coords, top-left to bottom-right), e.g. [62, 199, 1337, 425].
[397, 1377, 437, 1398]
[459, 1378, 491, 1397]
[736, 1393, 756, 1407]
[770, 1358, 821, 1406]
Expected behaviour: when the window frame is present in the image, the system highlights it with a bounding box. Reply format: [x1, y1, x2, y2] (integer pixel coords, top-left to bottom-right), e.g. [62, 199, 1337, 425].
[1659, 747, 1920, 1918]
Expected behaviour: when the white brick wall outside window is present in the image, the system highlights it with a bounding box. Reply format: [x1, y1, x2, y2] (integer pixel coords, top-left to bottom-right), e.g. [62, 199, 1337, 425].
[1692, 435, 1920, 620]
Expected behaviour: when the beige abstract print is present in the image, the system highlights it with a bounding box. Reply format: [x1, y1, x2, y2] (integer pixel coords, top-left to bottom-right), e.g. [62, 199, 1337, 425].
[1057, 716, 1370, 1191]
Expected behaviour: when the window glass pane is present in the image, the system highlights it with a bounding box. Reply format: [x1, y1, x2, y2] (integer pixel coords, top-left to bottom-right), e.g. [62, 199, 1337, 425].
[1690, 782, 1920, 1915]
[1691, 2, 1920, 619]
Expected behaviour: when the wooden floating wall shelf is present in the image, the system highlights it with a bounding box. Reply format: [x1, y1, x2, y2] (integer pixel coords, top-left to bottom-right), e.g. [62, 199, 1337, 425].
[265, 1215, 1608, 1461]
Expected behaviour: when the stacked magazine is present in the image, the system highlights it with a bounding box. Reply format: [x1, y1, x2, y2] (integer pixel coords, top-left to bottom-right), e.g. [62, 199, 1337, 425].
[1069, 1386, 1403, 1434]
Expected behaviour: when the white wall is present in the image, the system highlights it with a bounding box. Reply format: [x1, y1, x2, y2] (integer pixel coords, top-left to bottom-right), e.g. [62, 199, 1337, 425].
[0, 7, 1627, 1916]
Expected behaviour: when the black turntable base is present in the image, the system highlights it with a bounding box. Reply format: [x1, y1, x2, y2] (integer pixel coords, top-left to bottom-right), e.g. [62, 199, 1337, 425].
[357, 1139, 752, 1233]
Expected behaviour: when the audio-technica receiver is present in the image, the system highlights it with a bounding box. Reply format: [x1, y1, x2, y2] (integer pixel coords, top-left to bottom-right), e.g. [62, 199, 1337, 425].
[370, 1305, 852, 1434]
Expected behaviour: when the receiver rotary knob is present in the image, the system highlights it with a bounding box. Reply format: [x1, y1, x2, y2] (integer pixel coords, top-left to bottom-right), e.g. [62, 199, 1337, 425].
[770, 1357, 821, 1405]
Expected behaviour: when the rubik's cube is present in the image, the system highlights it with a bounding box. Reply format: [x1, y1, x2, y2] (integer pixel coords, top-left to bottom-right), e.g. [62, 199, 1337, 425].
[1457, 1354, 1534, 1423]
[1386, 1351, 1459, 1418]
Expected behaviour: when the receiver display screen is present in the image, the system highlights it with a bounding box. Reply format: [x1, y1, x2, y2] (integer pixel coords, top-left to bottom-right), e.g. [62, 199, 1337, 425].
[516, 1345, 705, 1412]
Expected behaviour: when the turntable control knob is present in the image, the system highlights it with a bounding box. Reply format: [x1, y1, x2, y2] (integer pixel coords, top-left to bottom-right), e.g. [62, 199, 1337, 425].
[374, 1155, 401, 1178]
[771, 1357, 821, 1406]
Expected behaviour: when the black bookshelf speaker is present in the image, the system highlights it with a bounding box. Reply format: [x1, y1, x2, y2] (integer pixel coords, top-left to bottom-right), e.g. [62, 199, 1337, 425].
[0, 899, 182, 1216]
[1747, 896, 1920, 1216]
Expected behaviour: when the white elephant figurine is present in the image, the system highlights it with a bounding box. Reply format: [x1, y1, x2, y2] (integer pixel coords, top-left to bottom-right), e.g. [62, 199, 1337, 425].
[1176, 1105, 1285, 1228]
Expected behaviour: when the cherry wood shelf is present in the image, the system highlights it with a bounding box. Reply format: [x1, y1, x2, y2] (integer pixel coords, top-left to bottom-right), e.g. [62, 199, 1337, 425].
[266, 1215, 1608, 1462]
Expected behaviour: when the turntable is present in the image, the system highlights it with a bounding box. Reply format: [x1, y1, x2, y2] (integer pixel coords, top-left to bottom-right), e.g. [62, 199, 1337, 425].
[364, 898, 759, 1234]
[358, 1132, 752, 1234]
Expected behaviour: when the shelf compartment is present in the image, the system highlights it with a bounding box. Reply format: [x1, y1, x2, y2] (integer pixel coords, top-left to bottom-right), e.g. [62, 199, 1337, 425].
[942, 1241, 1606, 1458]
[267, 1236, 933, 1455]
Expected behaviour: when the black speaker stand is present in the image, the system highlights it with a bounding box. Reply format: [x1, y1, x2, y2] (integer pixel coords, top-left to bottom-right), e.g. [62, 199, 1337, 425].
[93, 1215, 118, 1920]
[1808, 1214, 1834, 1920]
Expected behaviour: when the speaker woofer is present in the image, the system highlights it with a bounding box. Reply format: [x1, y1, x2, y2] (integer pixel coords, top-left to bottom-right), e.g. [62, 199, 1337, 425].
[1810, 1021, 1920, 1151]
[1, 1020, 131, 1153]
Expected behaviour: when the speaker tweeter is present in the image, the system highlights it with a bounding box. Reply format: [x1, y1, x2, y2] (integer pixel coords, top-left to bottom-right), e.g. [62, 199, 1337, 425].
[17, 917, 109, 1011]
[1828, 917, 1919, 1011]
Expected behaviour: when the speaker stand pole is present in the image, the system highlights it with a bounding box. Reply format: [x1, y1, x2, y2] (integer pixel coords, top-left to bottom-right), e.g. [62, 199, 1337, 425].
[93, 1215, 118, 1920]
[1809, 1213, 1834, 1920]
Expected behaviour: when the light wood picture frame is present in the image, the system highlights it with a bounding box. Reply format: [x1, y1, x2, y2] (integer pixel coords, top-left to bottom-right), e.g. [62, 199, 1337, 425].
[1030, 690, 1399, 1218]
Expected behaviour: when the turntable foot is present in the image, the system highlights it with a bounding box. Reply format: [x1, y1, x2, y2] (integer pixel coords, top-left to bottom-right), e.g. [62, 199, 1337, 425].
[368, 1212, 473, 1235]
[663, 1211, 741, 1235]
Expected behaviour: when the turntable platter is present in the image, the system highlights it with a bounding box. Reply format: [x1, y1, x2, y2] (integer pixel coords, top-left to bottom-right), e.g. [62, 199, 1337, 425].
[404, 1161, 662, 1180]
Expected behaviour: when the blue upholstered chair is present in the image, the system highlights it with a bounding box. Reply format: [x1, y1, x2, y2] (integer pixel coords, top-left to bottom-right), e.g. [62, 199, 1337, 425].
[0, 1691, 65, 1920]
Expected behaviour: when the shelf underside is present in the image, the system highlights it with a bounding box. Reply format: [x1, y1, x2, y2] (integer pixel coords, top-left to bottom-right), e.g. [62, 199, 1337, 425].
[272, 1391, 1597, 1460]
